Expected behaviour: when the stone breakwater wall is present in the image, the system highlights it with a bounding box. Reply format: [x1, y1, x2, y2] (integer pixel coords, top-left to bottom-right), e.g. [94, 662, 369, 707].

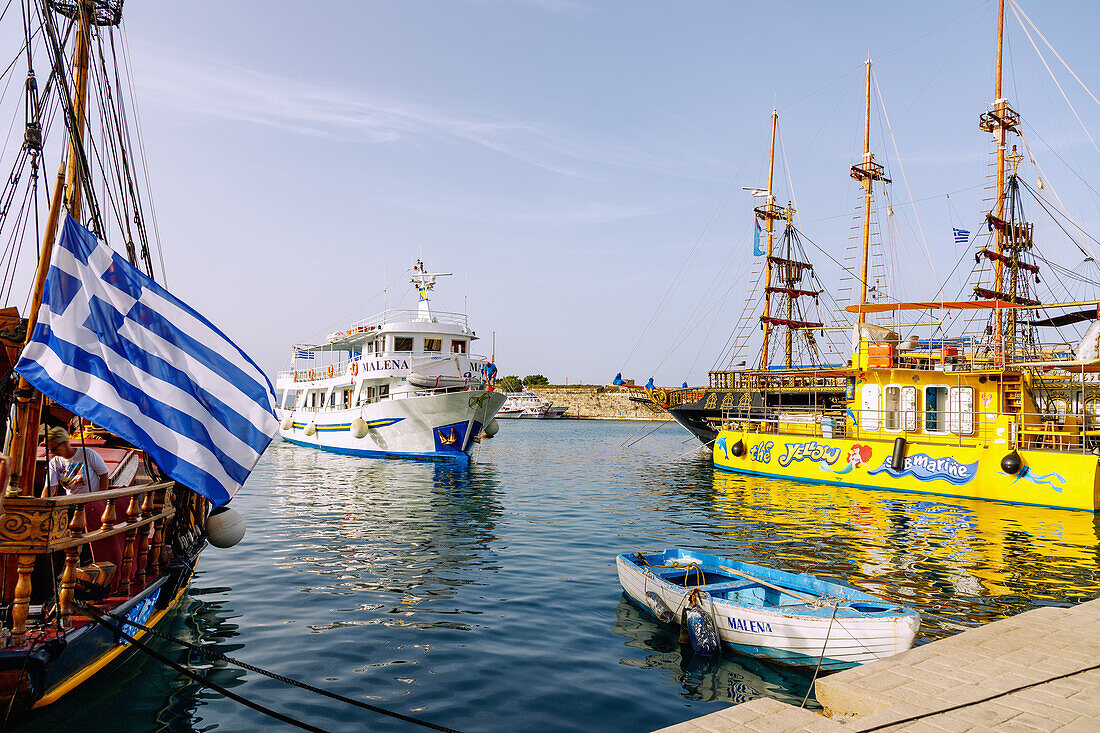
[527, 385, 666, 420]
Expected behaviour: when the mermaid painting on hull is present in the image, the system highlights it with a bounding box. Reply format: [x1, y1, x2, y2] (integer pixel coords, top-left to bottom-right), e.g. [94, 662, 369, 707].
[823, 444, 872, 474]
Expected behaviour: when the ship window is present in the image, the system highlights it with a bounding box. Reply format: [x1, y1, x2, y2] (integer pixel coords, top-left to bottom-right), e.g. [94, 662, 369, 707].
[452, 340, 466, 354]
[924, 386, 949, 433]
[948, 386, 974, 435]
[379, 384, 389, 399]
[328, 390, 336, 408]
[424, 338, 442, 353]
[375, 338, 385, 353]
[343, 388, 352, 407]
[901, 386, 918, 431]
[1085, 397, 1100, 430]
[861, 384, 881, 431]
[394, 336, 413, 352]
[883, 386, 901, 431]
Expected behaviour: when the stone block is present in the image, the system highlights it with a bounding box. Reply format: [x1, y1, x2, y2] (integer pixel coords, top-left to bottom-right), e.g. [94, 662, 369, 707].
[953, 702, 1022, 727]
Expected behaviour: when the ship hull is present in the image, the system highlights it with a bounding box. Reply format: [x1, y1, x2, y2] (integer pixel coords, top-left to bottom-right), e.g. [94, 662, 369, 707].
[713, 429, 1100, 512]
[277, 389, 506, 461]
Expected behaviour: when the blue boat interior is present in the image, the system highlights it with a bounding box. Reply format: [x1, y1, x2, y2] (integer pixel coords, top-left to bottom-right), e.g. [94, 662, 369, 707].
[625, 549, 915, 617]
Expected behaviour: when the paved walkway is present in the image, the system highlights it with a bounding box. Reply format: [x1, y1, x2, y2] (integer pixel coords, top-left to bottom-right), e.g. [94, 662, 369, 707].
[656, 596, 1100, 732]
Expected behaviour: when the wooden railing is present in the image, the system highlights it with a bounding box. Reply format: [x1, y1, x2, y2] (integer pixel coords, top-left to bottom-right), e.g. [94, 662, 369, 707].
[0, 481, 176, 646]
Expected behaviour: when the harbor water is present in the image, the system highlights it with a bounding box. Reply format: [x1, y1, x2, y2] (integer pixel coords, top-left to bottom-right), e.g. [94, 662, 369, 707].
[29, 420, 1100, 732]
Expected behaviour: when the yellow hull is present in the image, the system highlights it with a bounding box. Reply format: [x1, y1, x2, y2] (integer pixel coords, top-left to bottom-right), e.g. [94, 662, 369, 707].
[713, 430, 1100, 512]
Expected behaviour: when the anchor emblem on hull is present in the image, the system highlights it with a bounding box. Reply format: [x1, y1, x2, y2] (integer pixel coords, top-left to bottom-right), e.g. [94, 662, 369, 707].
[438, 428, 459, 446]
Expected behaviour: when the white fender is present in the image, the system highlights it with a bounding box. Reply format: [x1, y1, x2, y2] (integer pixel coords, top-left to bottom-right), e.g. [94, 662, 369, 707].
[350, 418, 369, 439]
[280, 414, 294, 431]
[207, 506, 246, 548]
[304, 421, 317, 436]
[483, 419, 500, 438]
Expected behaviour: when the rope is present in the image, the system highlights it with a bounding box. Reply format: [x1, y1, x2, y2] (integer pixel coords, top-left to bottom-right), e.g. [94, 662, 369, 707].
[800, 602, 838, 708]
[73, 600, 462, 733]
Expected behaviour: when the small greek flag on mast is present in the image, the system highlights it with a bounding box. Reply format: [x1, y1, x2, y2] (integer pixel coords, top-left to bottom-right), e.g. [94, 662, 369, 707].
[16, 214, 278, 506]
[953, 227, 970, 245]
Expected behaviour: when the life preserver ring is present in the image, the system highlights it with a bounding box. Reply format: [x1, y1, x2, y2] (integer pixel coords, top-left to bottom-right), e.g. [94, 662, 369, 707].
[308, 368, 315, 380]
[327, 365, 334, 378]
[351, 362, 359, 376]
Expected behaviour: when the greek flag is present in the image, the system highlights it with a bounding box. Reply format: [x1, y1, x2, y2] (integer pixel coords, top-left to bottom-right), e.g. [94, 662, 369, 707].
[953, 227, 970, 245]
[15, 214, 278, 506]
[293, 348, 315, 361]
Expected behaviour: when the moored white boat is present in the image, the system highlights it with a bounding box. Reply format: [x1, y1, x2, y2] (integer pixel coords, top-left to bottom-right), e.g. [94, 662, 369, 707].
[617, 548, 920, 671]
[275, 261, 505, 461]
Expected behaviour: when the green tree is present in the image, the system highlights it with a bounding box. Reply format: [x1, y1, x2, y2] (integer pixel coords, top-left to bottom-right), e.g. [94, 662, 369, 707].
[498, 375, 523, 392]
[523, 374, 549, 386]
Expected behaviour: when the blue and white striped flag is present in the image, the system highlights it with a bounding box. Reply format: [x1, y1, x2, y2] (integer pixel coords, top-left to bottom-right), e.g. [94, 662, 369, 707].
[293, 348, 315, 361]
[16, 214, 277, 506]
[952, 227, 970, 245]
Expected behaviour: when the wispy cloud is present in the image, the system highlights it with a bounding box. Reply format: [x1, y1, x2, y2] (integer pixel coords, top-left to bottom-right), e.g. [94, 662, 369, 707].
[133, 46, 720, 182]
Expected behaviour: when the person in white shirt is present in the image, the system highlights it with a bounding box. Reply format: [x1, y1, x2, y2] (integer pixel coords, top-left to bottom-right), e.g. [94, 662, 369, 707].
[45, 427, 108, 496]
[45, 427, 123, 588]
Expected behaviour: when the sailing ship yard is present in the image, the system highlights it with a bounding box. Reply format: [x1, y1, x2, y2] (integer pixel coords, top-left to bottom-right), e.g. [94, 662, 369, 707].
[2, 0, 1100, 731]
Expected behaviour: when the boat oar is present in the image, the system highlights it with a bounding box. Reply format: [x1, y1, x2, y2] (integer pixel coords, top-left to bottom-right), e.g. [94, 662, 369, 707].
[716, 565, 823, 605]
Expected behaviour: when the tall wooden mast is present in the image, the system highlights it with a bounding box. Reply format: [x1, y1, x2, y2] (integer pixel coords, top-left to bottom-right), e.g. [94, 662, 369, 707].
[977, 0, 1021, 351]
[758, 111, 780, 367]
[6, 1, 94, 496]
[850, 59, 890, 326]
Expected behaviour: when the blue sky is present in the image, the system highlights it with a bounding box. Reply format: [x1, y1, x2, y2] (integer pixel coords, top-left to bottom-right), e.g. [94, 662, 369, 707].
[8, 0, 1100, 386]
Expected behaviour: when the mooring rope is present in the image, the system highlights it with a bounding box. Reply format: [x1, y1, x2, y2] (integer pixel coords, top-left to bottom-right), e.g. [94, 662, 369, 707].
[74, 600, 462, 733]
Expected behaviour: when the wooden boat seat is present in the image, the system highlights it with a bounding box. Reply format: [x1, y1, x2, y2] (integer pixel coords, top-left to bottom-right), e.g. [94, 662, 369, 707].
[698, 580, 761, 594]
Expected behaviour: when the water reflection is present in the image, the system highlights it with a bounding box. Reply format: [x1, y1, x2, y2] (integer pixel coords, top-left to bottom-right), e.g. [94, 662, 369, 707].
[610, 595, 815, 708]
[706, 472, 1100, 640]
[22, 589, 245, 733]
[265, 449, 503, 633]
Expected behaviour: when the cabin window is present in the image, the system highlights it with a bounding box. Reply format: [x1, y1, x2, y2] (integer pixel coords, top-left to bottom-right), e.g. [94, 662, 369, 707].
[379, 384, 389, 399]
[1047, 395, 1069, 425]
[883, 386, 901, 431]
[452, 340, 466, 354]
[924, 386, 949, 433]
[901, 386, 918, 431]
[343, 388, 352, 407]
[861, 384, 881, 431]
[375, 338, 385, 353]
[1085, 397, 1100, 430]
[424, 338, 442, 353]
[394, 336, 414, 352]
[947, 386, 974, 435]
[328, 390, 336, 408]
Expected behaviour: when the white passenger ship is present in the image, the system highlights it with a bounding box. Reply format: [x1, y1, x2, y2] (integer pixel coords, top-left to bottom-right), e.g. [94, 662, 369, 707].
[275, 262, 506, 460]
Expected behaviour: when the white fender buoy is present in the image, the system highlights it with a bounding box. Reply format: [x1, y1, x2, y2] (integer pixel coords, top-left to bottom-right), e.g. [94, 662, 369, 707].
[484, 419, 500, 438]
[207, 506, 246, 548]
[304, 421, 317, 436]
[280, 415, 294, 431]
[350, 418, 369, 439]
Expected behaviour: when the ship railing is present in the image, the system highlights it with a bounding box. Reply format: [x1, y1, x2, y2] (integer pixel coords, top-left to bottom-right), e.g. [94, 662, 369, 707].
[720, 406, 1097, 454]
[0, 481, 177, 646]
[277, 351, 491, 384]
[707, 371, 849, 390]
[346, 309, 470, 331]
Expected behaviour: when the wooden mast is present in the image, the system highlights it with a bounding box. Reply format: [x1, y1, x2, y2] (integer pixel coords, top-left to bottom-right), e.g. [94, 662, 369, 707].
[759, 111, 778, 367]
[850, 59, 890, 331]
[6, 2, 92, 496]
[993, 0, 1006, 321]
[783, 204, 795, 368]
